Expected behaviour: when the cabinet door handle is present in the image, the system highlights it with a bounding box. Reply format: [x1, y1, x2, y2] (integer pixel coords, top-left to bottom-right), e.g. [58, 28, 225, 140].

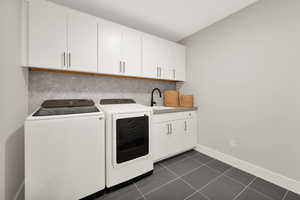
[158, 67, 161, 78]
[68, 53, 71, 68]
[119, 61, 122, 73]
[63, 52, 66, 67]
[173, 69, 176, 79]
[167, 124, 170, 134]
[184, 121, 187, 131]
[170, 124, 172, 134]
[160, 67, 162, 78]
[123, 61, 125, 73]
[157, 66, 159, 78]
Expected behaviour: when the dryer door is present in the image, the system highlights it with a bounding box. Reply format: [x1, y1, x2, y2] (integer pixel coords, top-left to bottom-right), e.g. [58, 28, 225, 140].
[112, 112, 150, 166]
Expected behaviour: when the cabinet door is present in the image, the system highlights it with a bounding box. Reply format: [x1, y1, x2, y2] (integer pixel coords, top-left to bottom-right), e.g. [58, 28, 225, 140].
[142, 35, 161, 79]
[171, 120, 186, 152]
[67, 11, 98, 72]
[172, 44, 186, 81]
[160, 41, 173, 80]
[100, 21, 122, 75]
[28, 0, 67, 69]
[152, 122, 173, 161]
[161, 67, 174, 80]
[121, 28, 142, 76]
[184, 117, 197, 149]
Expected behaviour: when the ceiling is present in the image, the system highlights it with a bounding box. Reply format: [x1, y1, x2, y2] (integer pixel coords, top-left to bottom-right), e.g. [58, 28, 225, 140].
[50, 0, 259, 41]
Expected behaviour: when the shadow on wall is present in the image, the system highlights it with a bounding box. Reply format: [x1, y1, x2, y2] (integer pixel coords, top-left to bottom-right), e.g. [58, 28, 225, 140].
[5, 126, 25, 200]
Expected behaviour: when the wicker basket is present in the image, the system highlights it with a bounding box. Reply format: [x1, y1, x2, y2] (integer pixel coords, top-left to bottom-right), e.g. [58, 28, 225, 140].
[164, 90, 179, 107]
[179, 95, 194, 107]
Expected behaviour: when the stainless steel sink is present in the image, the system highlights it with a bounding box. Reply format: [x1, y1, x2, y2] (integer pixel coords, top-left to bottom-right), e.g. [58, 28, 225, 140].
[152, 106, 176, 110]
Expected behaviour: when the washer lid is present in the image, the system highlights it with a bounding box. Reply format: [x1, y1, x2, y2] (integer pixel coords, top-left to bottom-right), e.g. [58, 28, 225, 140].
[42, 99, 94, 108]
[33, 106, 100, 117]
[31, 99, 100, 117]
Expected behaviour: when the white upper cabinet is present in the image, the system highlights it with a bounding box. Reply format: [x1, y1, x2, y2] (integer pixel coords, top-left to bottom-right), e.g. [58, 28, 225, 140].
[26, 0, 185, 81]
[142, 35, 161, 79]
[28, 0, 97, 72]
[99, 21, 142, 76]
[121, 28, 142, 76]
[28, 0, 67, 69]
[100, 21, 142, 76]
[67, 11, 98, 72]
[100, 21, 122, 75]
[142, 34, 186, 81]
[171, 43, 186, 81]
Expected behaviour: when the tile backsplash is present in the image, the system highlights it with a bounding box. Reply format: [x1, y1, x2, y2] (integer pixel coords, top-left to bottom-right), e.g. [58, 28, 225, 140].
[28, 70, 176, 113]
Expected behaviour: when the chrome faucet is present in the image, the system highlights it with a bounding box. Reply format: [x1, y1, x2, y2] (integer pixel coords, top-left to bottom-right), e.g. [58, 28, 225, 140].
[151, 88, 162, 107]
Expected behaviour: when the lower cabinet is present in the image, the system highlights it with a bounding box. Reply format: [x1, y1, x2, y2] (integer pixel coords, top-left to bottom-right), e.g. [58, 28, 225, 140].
[152, 111, 197, 162]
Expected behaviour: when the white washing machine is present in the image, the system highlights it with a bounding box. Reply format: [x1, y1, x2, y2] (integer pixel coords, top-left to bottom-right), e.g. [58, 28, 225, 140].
[99, 99, 153, 188]
[25, 99, 105, 200]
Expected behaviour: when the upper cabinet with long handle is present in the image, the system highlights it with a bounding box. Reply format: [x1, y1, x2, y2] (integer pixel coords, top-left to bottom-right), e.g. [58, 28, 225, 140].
[26, 0, 185, 81]
[100, 21, 122, 75]
[28, 0, 67, 69]
[100, 21, 142, 76]
[67, 10, 98, 72]
[142, 34, 186, 81]
[28, 0, 98, 72]
[170, 43, 186, 81]
[142, 34, 162, 79]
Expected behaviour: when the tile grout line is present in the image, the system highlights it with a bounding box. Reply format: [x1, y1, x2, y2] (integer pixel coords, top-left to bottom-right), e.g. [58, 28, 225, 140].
[190, 157, 250, 187]
[188, 155, 231, 174]
[183, 167, 233, 200]
[247, 187, 277, 200]
[141, 154, 194, 195]
[193, 167, 233, 191]
[189, 155, 259, 188]
[140, 176, 181, 196]
[161, 157, 218, 179]
[154, 151, 290, 200]
[189, 155, 283, 200]
[190, 154, 279, 200]
[134, 182, 146, 200]
[162, 165, 201, 200]
[222, 174, 249, 187]
[282, 190, 289, 200]
[186, 154, 215, 164]
[198, 191, 212, 200]
[161, 163, 198, 191]
[232, 177, 257, 200]
[188, 151, 291, 200]
[161, 156, 192, 168]
[141, 160, 208, 197]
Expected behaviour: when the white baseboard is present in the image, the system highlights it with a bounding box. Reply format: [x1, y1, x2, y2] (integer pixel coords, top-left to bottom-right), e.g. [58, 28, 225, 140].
[14, 181, 24, 200]
[195, 144, 300, 194]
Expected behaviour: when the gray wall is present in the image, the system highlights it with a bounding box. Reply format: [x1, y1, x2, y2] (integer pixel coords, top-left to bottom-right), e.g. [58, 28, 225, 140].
[180, 0, 300, 182]
[29, 71, 176, 112]
[0, 0, 28, 199]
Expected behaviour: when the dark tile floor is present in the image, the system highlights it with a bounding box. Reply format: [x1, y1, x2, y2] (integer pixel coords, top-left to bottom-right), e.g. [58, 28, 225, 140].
[96, 150, 300, 200]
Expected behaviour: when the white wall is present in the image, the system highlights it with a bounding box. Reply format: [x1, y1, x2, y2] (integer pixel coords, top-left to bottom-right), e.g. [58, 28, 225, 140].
[0, 0, 28, 199]
[181, 0, 300, 183]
